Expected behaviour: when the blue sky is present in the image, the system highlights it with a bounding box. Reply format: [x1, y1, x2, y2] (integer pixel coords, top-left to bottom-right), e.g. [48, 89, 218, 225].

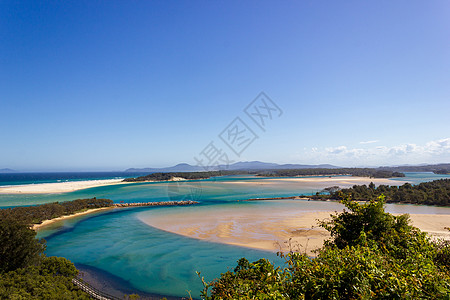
[1, 1, 449, 171]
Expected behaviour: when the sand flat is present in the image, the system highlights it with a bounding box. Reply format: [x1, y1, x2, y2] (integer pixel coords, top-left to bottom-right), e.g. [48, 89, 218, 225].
[222, 176, 408, 188]
[139, 204, 450, 255]
[0, 179, 125, 194]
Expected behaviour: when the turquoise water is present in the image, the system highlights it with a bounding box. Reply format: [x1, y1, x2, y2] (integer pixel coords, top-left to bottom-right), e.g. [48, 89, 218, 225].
[0, 172, 145, 186]
[0, 174, 334, 207]
[40, 206, 283, 298]
[3, 172, 450, 298]
[3, 172, 450, 208]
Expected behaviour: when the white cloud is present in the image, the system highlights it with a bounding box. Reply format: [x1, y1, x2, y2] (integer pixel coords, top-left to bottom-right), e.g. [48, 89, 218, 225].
[326, 146, 347, 154]
[424, 138, 450, 155]
[359, 140, 379, 144]
[300, 138, 450, 166]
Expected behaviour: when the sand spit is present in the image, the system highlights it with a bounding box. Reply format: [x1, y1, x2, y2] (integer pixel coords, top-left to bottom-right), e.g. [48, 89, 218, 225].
[0, 179, 125, 194]
[140, 208, 450, 256]
[33, 200, 198, 231]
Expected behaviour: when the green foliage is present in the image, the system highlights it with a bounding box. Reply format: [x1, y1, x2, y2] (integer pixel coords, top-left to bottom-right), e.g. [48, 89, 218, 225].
[332, 179, 450, 206]
[198, 258, 289, 300]
[319, 194, 434, 260]
[0, 197, 113, 225]
[0, 257, 88, 300]
[0, 218, 45, 273]
[123, 170, 249, 182]
[0, 215, 91, 298]
[200, 195, 450, 299]
[434, 227, 450, 273]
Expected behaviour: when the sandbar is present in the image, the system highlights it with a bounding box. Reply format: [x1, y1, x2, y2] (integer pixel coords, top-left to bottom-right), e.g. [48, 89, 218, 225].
[0, 179, 125, 194]
[139, 204, 450, 255]
[223, 176, 408, 188]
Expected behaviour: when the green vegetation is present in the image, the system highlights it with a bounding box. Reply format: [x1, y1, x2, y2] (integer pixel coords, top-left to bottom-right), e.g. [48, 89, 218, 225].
[0, 218, 46, 273]
[435, 169, 450, 175]
[199, 195, 450, 299]
[0, 256, 90, 299]
[123, 170, 248, 182]
[0, 198, 114, 298]
[258, 168, 405, 178]
[0, 197, 113, 225]
[330, 179, 450, 206]
[0, 218, 90, 299]
[377, 163, 450, 174]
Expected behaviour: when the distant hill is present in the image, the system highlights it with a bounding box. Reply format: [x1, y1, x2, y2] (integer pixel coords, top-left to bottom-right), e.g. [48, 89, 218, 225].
[125, 161, 340, 172]
[224, 161, 340, 170]
[125, 163, 204, 173]
[0, 168, 16, 173]
[378, 163, 450, 174]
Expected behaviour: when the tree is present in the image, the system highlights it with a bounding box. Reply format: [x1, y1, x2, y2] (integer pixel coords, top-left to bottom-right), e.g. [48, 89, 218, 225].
[0, 257, 89, 299]
[0, 218, 45, 273]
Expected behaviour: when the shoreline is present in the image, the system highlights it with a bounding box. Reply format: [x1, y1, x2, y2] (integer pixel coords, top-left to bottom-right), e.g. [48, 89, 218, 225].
[0, 179, 126, 194]
[1, 175, 411, 195]
[33, 200, 199, 231]
[32, 207, 114, 230]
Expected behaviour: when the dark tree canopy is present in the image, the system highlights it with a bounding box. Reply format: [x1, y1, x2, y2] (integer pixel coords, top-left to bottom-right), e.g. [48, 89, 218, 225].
[0, 198, 113, 225]
[331, 179, 450, 206]
[0, 218, 45, 273]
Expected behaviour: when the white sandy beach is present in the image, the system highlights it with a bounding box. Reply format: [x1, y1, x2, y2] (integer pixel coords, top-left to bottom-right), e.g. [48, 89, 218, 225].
[0, 179, 125, 194]
[224, 176, 408, 188]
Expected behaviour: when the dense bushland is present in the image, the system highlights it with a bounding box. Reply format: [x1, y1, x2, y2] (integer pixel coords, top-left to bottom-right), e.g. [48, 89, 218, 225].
[123, 171, 246, 182]
[0, 197, 113, 225]
[331, 179, 450, 206]
[0, 218, 89, 299]
[258, 168, 405, 178]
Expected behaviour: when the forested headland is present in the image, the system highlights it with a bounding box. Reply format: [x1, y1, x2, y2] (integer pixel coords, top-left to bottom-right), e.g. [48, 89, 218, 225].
[378, 163, 450, 175]
[0, 198, 113, 226]
[315, 179, 450, 206]
[123, 170, 247, 182]
[257, 168, 405, 178]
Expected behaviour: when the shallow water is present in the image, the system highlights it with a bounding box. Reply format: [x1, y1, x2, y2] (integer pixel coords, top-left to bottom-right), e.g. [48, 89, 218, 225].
[40, 207, 283, 298]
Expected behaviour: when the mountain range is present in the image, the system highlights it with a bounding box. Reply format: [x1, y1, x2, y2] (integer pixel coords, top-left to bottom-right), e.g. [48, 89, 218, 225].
[125, 162, 450, 173]
[125, 161, 340, 173]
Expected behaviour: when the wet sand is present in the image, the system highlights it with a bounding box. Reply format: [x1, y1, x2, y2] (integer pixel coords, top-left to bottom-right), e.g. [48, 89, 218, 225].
[139, 204, 450, 256]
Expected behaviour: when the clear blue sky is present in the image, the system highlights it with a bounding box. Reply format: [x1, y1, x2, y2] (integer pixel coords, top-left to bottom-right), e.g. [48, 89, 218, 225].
[1, 1, 449, 171]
